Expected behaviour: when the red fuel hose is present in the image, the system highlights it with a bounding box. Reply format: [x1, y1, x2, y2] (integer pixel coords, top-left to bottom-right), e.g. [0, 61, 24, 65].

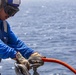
[42, 58, 76, 74]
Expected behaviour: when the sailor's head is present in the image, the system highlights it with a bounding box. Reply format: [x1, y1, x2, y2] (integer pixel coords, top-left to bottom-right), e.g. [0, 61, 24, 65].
[0, 0, 21, 20]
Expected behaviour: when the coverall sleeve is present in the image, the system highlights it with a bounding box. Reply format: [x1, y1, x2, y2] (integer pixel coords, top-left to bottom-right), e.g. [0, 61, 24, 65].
[7, 23, 34, 59]
[0, 39, 17, 59]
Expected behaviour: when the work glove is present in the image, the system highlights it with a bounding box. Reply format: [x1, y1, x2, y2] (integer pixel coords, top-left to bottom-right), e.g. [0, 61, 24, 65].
[14, 63, 30, 75]
[28, 52, 44, 68]
[16, 52, 30, 70]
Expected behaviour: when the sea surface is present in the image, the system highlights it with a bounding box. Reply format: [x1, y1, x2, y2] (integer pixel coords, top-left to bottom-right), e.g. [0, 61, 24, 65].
[0, 0, 76, 75]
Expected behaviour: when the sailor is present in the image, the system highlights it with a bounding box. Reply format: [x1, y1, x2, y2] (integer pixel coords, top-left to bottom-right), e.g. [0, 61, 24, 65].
[0, 0, 44, 72]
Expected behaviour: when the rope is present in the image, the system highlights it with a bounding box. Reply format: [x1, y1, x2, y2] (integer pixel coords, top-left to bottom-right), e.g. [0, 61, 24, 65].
[42, 57, 76, 74]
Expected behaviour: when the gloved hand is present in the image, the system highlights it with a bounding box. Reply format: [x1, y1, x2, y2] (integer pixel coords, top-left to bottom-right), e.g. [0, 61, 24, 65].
[16, 52, 30, 70]
[28, 52, 44, 68]
[14, 62, 30, 75]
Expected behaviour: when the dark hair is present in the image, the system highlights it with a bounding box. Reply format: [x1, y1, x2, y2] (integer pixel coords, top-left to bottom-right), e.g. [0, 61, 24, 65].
[0, 0, 7, 9]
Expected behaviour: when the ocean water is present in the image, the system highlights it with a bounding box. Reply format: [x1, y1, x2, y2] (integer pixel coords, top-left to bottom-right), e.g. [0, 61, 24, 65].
[0, 0, 76, 75]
